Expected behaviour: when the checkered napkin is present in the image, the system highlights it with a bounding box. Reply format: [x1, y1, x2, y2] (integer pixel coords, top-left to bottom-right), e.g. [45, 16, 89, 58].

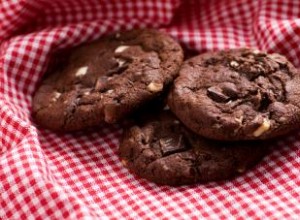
[1, 0, 299, 219]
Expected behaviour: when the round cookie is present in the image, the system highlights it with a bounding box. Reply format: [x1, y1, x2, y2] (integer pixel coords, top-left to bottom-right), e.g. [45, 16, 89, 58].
[32, 29, 183, 131]
[168, 48, 300, 140]
[119, 111, 269, 186]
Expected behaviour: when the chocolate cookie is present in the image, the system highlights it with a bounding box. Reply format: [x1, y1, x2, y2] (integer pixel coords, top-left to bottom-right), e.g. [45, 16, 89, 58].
[119, 111, 268, 186]
[32, 29, 183, 131]
[168, 48, 300, 140]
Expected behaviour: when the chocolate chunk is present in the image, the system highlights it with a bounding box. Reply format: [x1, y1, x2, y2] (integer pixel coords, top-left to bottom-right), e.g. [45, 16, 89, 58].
[207, 86, 230, 103]
[159, 135, 186, 156]
[220, 82, 238, 98]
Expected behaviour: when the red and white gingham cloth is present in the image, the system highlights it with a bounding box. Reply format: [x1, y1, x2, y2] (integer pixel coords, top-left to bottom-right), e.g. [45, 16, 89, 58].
[1, 0, 300, 219]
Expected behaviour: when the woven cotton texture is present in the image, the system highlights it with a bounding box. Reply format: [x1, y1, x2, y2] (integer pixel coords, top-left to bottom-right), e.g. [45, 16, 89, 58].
[1, 0, 300, 219]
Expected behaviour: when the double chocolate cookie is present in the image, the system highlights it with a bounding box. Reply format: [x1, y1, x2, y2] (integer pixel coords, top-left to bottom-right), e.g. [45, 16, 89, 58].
[168, 48, 300, 140]
[32, 29, 183, 131]
[119, 111, 268, 186]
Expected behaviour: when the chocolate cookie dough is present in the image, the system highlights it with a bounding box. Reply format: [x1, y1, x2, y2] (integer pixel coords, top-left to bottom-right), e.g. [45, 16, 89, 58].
[168, 48, 300, 140]
[32, 29, 183, 131]
[119, 111, 268, 186]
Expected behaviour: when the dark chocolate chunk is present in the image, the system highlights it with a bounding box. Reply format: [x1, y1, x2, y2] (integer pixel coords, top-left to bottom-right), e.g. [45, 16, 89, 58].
[159, 135, 187, 156]
[207, 86, 230, 103]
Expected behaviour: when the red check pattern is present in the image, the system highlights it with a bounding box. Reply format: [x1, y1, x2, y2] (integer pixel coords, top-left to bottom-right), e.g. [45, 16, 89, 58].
[1, 0, 300, 219]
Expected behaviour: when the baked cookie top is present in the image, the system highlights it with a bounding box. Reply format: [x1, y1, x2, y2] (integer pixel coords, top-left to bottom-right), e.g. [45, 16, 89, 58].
[168, 48, 300, 140]
[119, 110, 268, 186]
[32, 29, 183, 131]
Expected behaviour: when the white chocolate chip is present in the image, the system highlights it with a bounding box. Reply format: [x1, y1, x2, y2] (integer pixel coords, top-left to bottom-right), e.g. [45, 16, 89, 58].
[106, 89, 114, 94]
[237, 167, 246, 173]
[115, 58, 126, 67]
[84, 91, 90, 96]
[234, 116, 243, 124]
[75, 66, 88, 77]
[147, 82, 163, 92]
[115, 45, 129, 53]
[253, 118, 271, 137]
[230, 60, 239, 67]
[253, 49, 261, 54]
[121, 160, 127, 166]
[162, 164, 170, 171]
[54, 92, 61, 99]
[52, 92, 61, 101]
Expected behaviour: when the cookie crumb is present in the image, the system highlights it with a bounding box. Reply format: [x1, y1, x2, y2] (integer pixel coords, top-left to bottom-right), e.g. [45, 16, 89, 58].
[115, 45, 129, 53]
[75, 66, 88, 77]
[147, 82, 163, 92]
[253, 118, 270, 137]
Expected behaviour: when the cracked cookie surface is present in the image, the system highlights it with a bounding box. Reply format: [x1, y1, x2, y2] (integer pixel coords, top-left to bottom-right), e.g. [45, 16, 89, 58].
[168, 48, 300, 140]
[32, 29, 183, 131]
[119, 110, 268, 186]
